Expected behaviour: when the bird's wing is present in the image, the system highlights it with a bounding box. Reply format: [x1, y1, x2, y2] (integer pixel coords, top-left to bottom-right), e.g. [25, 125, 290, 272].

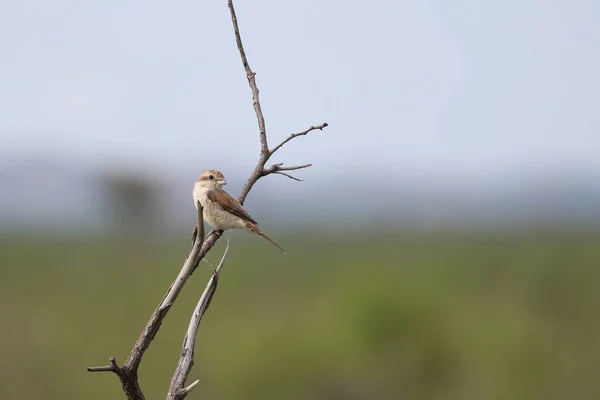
[207, 189, 257, 224]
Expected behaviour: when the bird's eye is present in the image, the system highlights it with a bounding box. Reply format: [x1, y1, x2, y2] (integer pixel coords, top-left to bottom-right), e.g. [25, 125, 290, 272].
[208, 175, 214, 180]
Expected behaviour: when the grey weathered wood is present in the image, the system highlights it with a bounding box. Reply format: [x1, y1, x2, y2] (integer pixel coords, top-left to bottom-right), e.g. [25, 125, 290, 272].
[87, 1, 329, 399]
[166, 239, 230, 400]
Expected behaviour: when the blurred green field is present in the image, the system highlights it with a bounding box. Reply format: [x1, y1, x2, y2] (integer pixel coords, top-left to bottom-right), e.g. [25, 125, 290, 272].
[1, 231, 600, 400]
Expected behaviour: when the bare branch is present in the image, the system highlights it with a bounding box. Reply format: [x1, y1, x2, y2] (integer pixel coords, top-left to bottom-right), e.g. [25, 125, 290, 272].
[123, 203, 212, 374]
[167, 239, 230, 400]
[261, 163, 311, 183]
[89, 2, 328, 399]
[87, 356, 119, 373]
[182, 380, 200, 396]
[87, 366, 115, 373]
[274, 171, 303, 181]
[88, 204, 223, 400]
[229, 0, 328, 205]
[262, 163, 312, 176]
[238, 121, 327, 203]
[276, 163, 312, 171]
[270, 122, 328, 155]
[228, 0, 268, 155]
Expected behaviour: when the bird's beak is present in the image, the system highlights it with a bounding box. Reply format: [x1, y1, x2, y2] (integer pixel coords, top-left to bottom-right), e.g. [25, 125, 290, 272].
[219, 180, 227, 185]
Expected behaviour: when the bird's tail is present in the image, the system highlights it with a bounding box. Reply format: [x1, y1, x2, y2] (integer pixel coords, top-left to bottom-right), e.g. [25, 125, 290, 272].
[246, 222, 286, 254]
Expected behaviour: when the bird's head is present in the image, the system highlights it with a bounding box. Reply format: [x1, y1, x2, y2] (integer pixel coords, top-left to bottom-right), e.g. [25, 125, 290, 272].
[197, 169, 227, 189]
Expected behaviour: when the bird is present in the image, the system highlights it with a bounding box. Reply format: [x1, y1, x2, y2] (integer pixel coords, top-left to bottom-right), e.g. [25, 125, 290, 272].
[193, 169, 285, 253]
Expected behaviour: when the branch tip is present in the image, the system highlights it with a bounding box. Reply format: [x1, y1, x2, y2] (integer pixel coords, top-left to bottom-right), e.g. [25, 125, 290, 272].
[183, 379, 200, 394]
[87, 357, 119, 373]
[274, 171, 303, 181]
[270, 122, 329, 154]
[278, 163, 312, 171]
[87, 365, 114, 373]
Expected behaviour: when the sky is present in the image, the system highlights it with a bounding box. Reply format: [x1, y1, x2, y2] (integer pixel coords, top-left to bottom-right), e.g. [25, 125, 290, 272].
[1, 0, 599, 185]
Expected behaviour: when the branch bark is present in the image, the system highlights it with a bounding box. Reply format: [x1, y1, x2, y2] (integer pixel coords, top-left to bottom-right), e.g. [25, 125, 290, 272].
[228, 0, 328, 205]
[228, 0, 268, 156]
[88, 204, 222, 400]
[88, 1, 329, 399]
[167, 239, 230, 400]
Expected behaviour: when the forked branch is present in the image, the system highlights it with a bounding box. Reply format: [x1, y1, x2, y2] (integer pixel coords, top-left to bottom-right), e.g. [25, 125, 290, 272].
[167, 239, 230, 400]
[88, 1, 328, 399]
[229, 0, 328, 204]
[87, 204, 223, 400]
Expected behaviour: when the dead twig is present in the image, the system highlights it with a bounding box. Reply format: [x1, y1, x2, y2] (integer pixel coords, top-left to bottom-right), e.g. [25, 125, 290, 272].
[269, 122, 329, 155]
[273, 171, 303, 181]
[229, 0, 328, 205]
[167, 238, 230, 400]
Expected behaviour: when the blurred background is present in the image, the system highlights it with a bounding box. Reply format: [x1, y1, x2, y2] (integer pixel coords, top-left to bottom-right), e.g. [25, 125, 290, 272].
[1, 1, 600, 399]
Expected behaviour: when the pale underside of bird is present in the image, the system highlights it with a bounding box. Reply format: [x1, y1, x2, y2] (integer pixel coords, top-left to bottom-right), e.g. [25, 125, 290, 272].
[193, 169, 285, 253]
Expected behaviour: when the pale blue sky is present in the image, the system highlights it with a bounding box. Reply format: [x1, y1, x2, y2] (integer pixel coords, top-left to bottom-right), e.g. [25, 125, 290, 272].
[1, 0, 599, 183]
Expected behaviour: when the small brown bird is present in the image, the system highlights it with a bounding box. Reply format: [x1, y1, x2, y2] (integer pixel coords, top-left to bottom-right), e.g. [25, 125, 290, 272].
[193, 169, 285, 253]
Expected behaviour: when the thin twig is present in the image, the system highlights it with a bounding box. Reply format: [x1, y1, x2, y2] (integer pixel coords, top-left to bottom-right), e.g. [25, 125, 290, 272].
[167, 239, 230, 400]
[262, 163, 312, 176]
[182, 380, 200, 396]
[87, 366, 115, 372]
[275, 164, 312, 171]
[274, 171, 303, 181]
[88, 356, 119, 373]
[270, 122, 328, 154]
[228, 0, 268, 155]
